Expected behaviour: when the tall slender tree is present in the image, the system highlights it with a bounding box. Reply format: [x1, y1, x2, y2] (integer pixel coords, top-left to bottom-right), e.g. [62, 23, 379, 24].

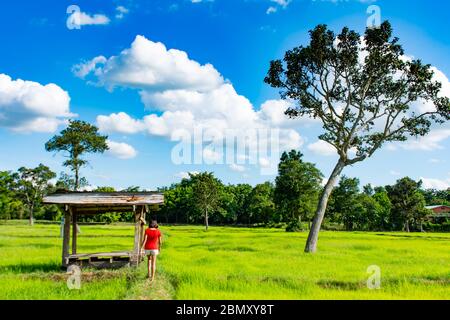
[190, 172, 221, 231]
[265, 21, 449, 252]
[45, 120, 109, 191]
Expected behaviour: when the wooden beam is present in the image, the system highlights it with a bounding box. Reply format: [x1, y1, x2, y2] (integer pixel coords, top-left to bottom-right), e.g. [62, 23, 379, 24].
[62, 209, 71, 267]
[139, 206, 146, 262]
[132, 206, 142, 267]
[72, 212, 77, 255]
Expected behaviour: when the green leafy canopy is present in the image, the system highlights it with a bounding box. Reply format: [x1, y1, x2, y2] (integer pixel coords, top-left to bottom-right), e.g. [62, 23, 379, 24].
[265, 21, 450, 166]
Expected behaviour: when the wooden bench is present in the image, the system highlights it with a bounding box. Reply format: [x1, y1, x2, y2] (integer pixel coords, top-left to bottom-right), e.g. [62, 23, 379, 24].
[65, 251, 139, 269]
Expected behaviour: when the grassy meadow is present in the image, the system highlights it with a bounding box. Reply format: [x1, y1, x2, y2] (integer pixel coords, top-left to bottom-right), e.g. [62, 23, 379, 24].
[0, 221, 448, 300]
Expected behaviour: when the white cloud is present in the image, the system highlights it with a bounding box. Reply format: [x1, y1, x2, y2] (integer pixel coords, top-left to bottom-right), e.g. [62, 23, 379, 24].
[116, 6, 129, 19]
[74, 36, 306, 164]
[400, 129, 450, 151]
[98, 112, 145, 134]
[0, 73, 72, 133]
[420, 177, 450, 190]
[106, 140, 138, 159]
[203, 148, 222, 163]
[68, 11, 110, 26]
[266, 7, 277, 14]
[307, 140, 336, 156]
[74, 35, 223, 92]
[229, 163, 246, 172]
[429, 158, 442, 164]
[79, 185, 98, 192]
[72, 56, 107, 79]
[411, 66, 450, 114]
[266, 0, 291, 13]
[271, 0, 291, 8]
[259, 157, 270, 168]
[175, 171, 199, 179]
[258, 99, 317, 127]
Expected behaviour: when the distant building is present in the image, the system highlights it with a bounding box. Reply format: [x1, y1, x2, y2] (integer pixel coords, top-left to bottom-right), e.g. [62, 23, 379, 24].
[425, 205, 450, 216]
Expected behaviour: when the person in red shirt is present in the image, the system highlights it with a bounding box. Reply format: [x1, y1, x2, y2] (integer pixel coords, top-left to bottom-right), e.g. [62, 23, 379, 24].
[141, 220, 162, 282]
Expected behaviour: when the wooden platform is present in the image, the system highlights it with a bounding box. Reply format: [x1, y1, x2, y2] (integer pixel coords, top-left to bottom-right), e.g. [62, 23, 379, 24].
[65, 251, 140, 269]
[43, 191, 164, 268]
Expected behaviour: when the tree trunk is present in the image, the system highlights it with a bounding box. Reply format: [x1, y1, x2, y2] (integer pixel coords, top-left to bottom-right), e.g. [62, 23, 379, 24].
[305, 159, 346, 253]
[74, 164, 79, 191]
[405, 220, 410, 232]
[29, 204, 34, 226]
[205, 208, 209, 231]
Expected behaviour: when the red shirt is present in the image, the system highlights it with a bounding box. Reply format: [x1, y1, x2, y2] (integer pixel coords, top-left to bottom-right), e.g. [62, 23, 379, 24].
[144, 228, 161, 250]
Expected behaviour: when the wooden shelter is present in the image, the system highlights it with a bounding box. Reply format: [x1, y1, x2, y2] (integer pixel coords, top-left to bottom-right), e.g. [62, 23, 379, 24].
[43, 192, 164, 268]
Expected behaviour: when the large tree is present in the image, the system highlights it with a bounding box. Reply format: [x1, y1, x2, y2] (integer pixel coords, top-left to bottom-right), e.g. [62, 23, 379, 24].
[190, 172, 222, 231]
[45, 120, 109, 191]
[274, 150, 323, 227]
[0, 171, 24, 220]
[223, 184, 252, 224]
[247, 182, 275, 224]
[13, 164, 56, 225]
[265, 21, 449, 252]
[386, 177, 427, 232]
[327, 176, 360, 231]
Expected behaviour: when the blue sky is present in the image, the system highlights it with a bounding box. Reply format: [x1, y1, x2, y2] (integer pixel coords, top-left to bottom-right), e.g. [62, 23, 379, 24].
[0, 0, 449, 190]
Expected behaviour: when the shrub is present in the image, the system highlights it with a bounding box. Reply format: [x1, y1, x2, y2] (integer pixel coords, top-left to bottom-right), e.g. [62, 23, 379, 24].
[286, 219, 304, 232]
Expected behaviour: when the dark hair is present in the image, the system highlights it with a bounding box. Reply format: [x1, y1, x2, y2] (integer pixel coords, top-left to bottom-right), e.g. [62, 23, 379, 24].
[149, 220, 158, 229]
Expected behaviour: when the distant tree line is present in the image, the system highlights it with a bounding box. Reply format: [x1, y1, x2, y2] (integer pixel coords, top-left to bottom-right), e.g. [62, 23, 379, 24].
[0, 149, 448, 231]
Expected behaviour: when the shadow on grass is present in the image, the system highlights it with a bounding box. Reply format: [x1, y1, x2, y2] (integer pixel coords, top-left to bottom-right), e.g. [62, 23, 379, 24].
[375, 233, 450, 240]
[0, 262, 61, 274]
[183, 243, 257, 252]
[317, 280, 365, 291]
[317, 274, 450, 291]
[8, 234, 133, 239]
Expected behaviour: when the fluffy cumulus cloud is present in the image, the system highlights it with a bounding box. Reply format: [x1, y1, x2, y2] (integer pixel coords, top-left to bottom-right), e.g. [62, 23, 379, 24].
[97, 112, 145, 134]
[0, 74, 72, 133]
[75, 35, 306, 164]
[73, 35, 223, 92]
[106, 140, 138, 159]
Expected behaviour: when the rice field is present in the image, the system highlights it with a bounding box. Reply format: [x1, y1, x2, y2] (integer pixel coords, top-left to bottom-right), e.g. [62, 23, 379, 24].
[0, 221, 448, 300]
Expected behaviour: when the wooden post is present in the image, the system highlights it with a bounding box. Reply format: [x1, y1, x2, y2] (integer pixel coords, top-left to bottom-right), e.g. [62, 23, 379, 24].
[62, 209, 71, 267]
[132, 206, 142, 267]
[72, 211, 77, 255]
[139, 207, 146, 263]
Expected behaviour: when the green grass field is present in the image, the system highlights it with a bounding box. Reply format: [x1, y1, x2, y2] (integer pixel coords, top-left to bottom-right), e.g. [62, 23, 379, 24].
[0, 221, 448, 300]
